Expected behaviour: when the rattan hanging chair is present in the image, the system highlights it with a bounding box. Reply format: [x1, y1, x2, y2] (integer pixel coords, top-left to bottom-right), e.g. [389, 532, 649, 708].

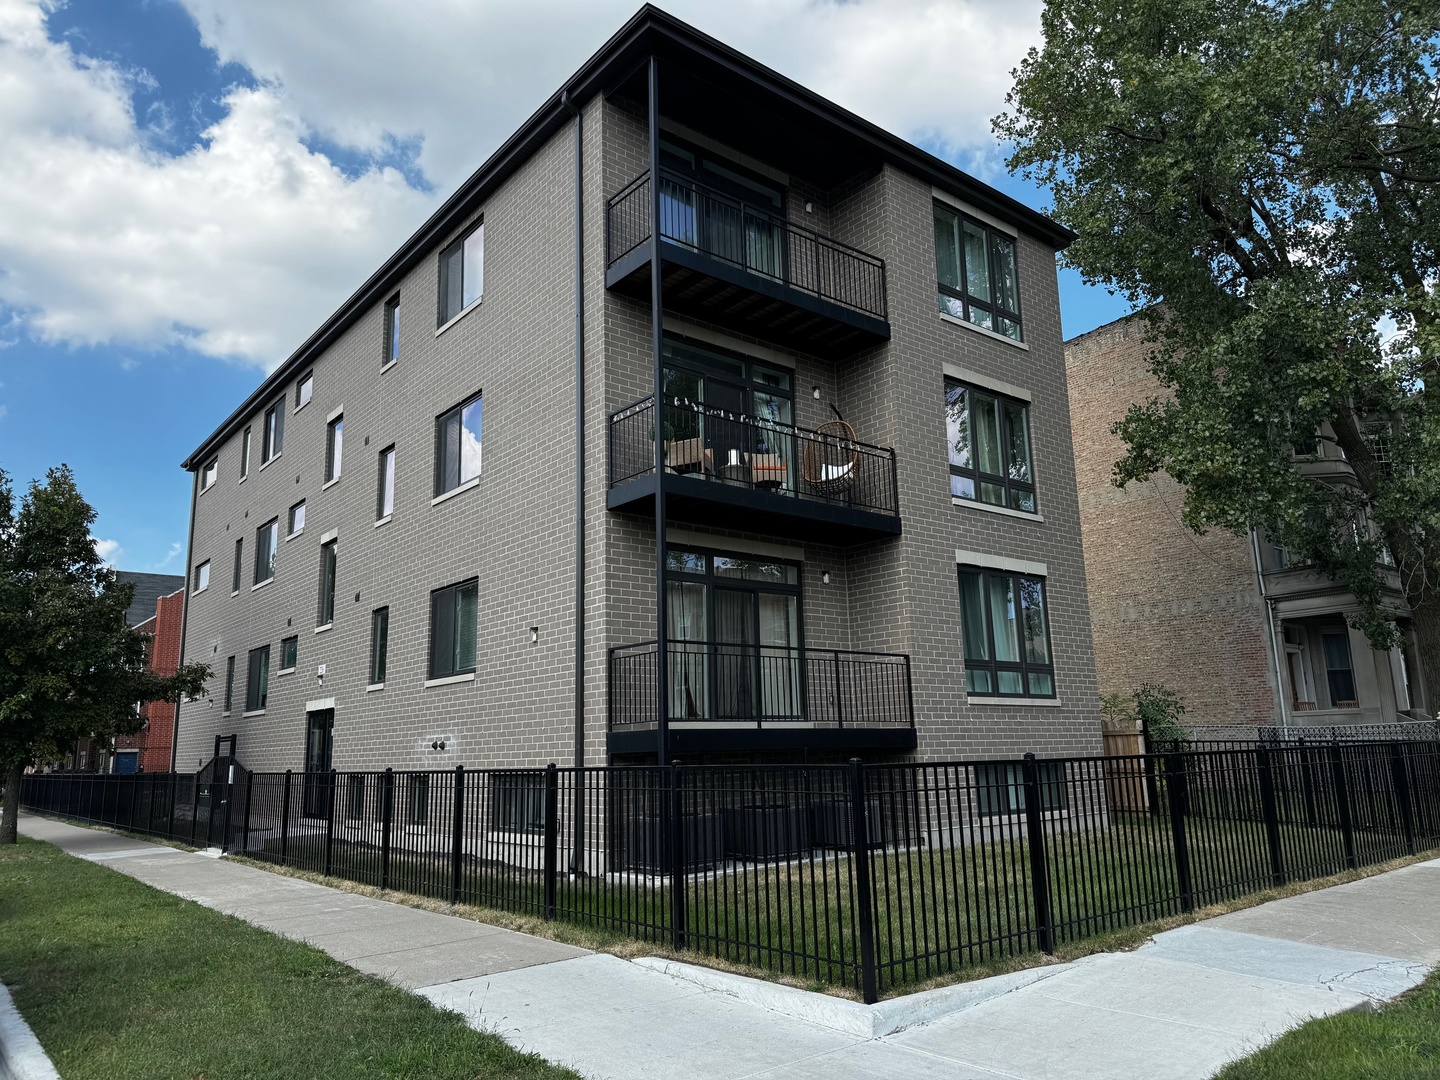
[801, 413, 860, 497]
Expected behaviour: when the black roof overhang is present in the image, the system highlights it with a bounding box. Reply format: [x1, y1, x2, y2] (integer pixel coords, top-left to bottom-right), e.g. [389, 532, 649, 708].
[182, 5, 1074, 471]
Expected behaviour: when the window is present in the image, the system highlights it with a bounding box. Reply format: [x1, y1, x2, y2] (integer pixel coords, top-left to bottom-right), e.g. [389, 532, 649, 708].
[945, 379, 1036, 512]
[223, 656, 235, 713]
[346, 774, 366, 821]
[192, 560, 210, 593]
[254, 519, 278, 584]
[1322, 632, 1358, 707]
[232, 538, 243, 593]
[240, 427, 251, 479]
[492, 773, 545, 833]
[377, 445, 396, 519]
[296, 371, 313, 410]
[384, 295, 400, 365]
[245, 645, 270, 712]
[279, 635, 298, 672]
[318, 539, 337, 627]
[408, 773, 430, 826]
[262, 400, 285, 462]
[200, 458, 218, 492]
[958, 566, 1055, 697]
[435, 394, 482, 496]
[934, 202, 1022, 340]
[326, 414, 344, 483]
[288, 500, 306, 536]
[370, 607, 389, 684]
[429, 579, 478, 679]
[975, 762, 1068, 817]
[438, 222, 484, 324]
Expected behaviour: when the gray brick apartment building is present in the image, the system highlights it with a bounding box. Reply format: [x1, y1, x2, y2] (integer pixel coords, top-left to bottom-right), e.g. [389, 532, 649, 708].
[173, 6, 1101, 775]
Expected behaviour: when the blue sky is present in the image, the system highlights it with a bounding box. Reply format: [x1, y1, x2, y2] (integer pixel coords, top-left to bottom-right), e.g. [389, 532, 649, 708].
[0, 0, 1128, 573]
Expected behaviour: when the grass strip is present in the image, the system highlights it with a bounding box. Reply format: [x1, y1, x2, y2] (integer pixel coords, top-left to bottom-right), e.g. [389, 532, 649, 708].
[1213, 968, 1440, 1079]
[0, 836, 579, 1080]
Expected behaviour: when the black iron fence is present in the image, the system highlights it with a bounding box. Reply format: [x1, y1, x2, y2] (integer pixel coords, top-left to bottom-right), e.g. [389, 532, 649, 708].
[606, 170, 888, 320]
[609, 396, 899, 517]
[21, 739, 1440, 1002]
[608, 640, 915, 733]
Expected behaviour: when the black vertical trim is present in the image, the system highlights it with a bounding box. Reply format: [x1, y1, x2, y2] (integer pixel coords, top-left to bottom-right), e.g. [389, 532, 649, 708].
[649, 57, 669, 765]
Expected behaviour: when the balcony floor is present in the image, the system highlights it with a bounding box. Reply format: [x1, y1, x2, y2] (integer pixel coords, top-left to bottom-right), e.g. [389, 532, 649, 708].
[607, 724, 917, 756]
[607, 239, 890, 361]
[608, 471, 902, 545]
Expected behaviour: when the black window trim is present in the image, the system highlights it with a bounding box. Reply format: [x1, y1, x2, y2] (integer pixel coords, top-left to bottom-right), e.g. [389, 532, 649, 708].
[295, 369, 314, 411]
[428, 578, 479, 681]
[317, 538, 338, 628]
[262, 398, 285, 464]
[377, 444, 396, 521]
[325, 413, 344, 485]
[957, 564, 1057, 700]
[433, 392, 483, 498]
[253, 518, 278, 586]
[974, 761, 1069, 818]
[437, 220, 484, 328]
[369, 606, 389, 686]
[934, 199, 1023, 341]
[278, 635, 299, 673]
[383, 294, 401, 367]
[232, 537, 244, 594]
[945, 377, 1038, 514]
[223, 655, 236, 714]
[245, 644, 270, 713]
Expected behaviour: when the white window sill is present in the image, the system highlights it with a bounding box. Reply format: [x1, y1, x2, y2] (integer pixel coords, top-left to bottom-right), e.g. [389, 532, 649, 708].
[432, 476, 480, 506]
[222, 711, 232, 718]
[259, 451, 283, 471]
[230, 590, 239, 598]
[276, 667, 295, 677]
[315, 623, 333, 635]
[286, 528, 304, 542]
[939, 310, 1029, 350]
[966, 696, 1064, 707]
[242, 708, 266, 718]
[322, 476, 341, 491]
[435, 297, 482, 337]
[251, 578, 273, 592]
[198, 484, 214, 497]
[238, 475, 248, 485]
[953, 496, 1044, 523]
[295, 400, 310, 415]
[374, 514, 393, 529]
[380, 359, 398, 375]
[424, 672, 475, 689]
[191, 585, 208, 596]
[366, 682, 385, 693]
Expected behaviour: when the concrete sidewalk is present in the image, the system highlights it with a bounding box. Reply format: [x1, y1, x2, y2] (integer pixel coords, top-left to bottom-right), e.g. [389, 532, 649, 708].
[17, 812, 1440, 1079]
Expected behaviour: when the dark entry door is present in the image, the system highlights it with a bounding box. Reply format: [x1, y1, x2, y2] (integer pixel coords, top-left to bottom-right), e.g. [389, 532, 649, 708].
[302, 710, 334, 819]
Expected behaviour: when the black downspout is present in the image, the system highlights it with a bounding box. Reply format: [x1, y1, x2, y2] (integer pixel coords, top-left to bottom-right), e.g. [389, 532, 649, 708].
[170, 468, 200, 775]
[564, 89, 587, 874]
[648, 58, 669, 767]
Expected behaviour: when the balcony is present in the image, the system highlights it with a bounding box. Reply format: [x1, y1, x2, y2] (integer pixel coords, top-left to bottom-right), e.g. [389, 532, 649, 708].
[605, 170, 890, 360]
[607, 641, 916, 755]
[608, 396, 901, 543]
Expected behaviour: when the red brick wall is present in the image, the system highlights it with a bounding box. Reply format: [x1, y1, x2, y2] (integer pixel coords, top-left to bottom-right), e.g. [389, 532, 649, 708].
[1064, 316, 1279, 725]
[115, 589, 184, 772]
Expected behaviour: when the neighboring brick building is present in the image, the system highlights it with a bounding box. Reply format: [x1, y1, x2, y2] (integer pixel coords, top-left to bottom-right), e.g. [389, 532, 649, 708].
[1065, 313, 1428, 729]
[172, 7, 1102, 776]
[113, 587, 185, 773]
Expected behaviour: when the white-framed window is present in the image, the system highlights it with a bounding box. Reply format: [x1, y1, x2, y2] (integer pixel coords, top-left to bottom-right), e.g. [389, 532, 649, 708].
[438, 222, 484, 324]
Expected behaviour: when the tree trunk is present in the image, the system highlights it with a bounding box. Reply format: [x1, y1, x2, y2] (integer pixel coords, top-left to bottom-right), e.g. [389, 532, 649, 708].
[1, 763, 21, 845]
[1408, 587, 1440, 720]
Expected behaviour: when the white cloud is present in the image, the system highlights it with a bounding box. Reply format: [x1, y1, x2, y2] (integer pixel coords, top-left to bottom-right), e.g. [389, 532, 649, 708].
[153, 540, 183, 570]
[92, 536, 121, 564]
[0, 0, 1040, 366]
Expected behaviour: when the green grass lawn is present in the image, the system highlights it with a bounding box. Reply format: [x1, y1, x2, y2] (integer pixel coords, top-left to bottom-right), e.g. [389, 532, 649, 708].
[0, 837, 579, 1080]
[1214, 968, 1440, 1079]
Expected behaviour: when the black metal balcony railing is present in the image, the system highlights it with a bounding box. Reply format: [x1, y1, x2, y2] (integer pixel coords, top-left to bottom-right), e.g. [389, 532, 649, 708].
[609, 396, 899, 518]
[606, 170, 888, 321]
[609, 640, 914, 733]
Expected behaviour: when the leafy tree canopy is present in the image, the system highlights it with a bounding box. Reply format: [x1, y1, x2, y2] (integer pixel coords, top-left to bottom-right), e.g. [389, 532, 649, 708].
[998, 0, 1440, 703]
[0, 466, 209, 842]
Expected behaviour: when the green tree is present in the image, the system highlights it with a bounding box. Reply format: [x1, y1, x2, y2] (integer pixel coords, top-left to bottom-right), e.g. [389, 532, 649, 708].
[0, 467, 210, 844]
[998, 0, 1440, 705]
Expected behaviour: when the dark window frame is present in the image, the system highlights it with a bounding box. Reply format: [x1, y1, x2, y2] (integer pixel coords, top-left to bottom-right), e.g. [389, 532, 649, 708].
[254, 518, 278, 585]
[240, 426, 251, 479]
[974, 761, 1068, 817]
[377, 445, 396, 519]
[232, 537, 243, 593]
[491, 773, 546, 834]
[408, 773, 430, 826]
[370, 606, 389, 685]
[192, 559, 210, 593]
[384, 294, 401, 366]
[288, 499, 306, 536]
[279, 635, 298, 672]
[945, 378, 1038, 513]
[428, 578, 479, 680]
[434, 393, 483, 497]
[223, 655, 236, 713]
[957, 565, 1057, 699]
[245, 645, 270, 712]
[346, 774, 366, 821]
[437, 221, 484, 326]
[296, 370, 314, 410]
[200, 458, 218, 492]
[317, 539, 337, 628]
[934, 201, 1023, 341]
[325, 414, 344, 484]
[262, 399, 285, 462]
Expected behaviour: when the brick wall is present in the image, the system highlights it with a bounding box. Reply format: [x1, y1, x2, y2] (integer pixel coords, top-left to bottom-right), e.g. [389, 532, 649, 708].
[116, 588, 185, 772]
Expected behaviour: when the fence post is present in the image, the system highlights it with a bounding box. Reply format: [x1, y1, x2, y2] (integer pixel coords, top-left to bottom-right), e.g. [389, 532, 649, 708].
[280, 770, 292, 863]
[1164, 752, 1195, 913]
[1389, 742, 1417, 856]
[543, 763, 559, 919]
[1328, 743, 1359, 870]
[451, 765, 466, 905]
[1255, 745, 1286, 888]
[669, 761, 687, 952]
[380, 767, 394, 891]
[241, 770, 254, 856]
[848, 758, 880, 1004]
[323, 769, 337, 876]
[1021, 753, 1056, 954]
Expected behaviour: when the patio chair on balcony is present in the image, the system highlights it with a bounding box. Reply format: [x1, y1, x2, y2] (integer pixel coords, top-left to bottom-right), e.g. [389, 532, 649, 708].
[748, 452, 789, 489]
[801, 417, 859, 496]
[665, 437, 706, 474]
